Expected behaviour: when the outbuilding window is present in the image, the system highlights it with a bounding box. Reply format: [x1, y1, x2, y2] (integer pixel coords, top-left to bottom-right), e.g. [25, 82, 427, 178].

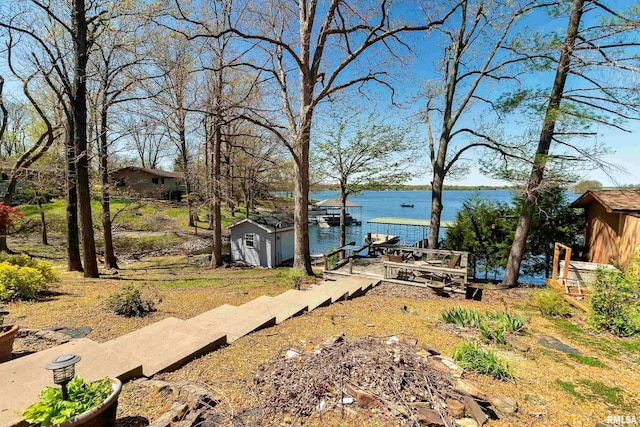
[244, 233, 255, 248]
[152, 177, 159, 184]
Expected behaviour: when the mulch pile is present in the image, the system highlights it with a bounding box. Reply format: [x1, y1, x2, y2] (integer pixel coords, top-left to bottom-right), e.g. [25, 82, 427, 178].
[247, 336, 465, 426]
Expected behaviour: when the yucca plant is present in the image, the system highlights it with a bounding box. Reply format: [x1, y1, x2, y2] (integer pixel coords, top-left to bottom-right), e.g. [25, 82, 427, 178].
[441, 307, 481, 328]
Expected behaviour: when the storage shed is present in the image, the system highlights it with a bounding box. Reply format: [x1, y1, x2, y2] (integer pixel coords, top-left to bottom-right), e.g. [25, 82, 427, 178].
[229, 215, 295, 268]
[570, 189, 640, 272]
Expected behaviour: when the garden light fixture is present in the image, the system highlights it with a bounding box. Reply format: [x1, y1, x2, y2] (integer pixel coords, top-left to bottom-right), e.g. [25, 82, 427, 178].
[46, 354, 81, 400]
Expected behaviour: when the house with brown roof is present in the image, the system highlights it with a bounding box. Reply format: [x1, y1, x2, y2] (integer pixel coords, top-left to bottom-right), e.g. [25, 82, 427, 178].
[111, 167, 186, 200]
[570, 189, 640, 271]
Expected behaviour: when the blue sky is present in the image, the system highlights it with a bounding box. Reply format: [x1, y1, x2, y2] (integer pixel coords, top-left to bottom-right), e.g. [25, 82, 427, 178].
[2, 0, 638, 188]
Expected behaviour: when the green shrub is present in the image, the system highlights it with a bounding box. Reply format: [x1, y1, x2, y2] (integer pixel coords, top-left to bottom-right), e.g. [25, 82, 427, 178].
[441, 307, 481, 328]
[483, 311, 527, 333]
[287, 268, 305, 289]
[453, 342, 512, 380]
[326, 248, 339, 269]
[479, 323, 507, 345]
[589, 267, 640, 337]
[23, 376, 112, 426]
[107, 286, 157, 317]
[534, 288, 571, 317]
[0, 262, 46, 300]
[0, 254, 58, 283]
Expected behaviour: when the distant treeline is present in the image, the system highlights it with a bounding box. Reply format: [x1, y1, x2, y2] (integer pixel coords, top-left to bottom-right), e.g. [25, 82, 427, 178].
[308, 183, 518, 192]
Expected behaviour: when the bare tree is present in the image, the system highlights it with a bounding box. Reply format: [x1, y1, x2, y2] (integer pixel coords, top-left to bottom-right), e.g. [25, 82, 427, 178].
[167, 0, 457, 274]
[423, 0, 550, 249]
[500, 0, 640, 285]
[0, 0, 112, 276]
[313, 111, 417, 254]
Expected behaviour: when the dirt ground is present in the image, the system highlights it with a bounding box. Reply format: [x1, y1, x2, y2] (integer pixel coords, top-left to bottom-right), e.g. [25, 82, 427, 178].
[4, 243, 640, 426]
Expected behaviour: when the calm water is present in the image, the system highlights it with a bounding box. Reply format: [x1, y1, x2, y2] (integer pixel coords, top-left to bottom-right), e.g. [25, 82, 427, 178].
[308, 189, 556, 283]
[309, 189, 514, 255]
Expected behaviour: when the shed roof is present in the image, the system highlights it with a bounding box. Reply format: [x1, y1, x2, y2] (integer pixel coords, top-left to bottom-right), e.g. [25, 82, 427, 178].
[114, 166, 185, 179]
[230, 214, 295, 233]
[367, 217, 455, 228]
[314, 198, 362, 208]
[570, 189, 640, 213]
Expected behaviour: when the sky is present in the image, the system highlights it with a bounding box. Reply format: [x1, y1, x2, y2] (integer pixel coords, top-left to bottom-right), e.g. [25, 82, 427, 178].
[400, 0, 640, 187]
[1, 0, 639, 188]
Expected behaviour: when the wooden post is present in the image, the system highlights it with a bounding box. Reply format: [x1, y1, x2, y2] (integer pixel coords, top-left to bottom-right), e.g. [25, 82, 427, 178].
[349, 258, 354, 274]
[324, 255, 328, 271]
[552, 243, 560, 280]
[562, 247, 572, 280]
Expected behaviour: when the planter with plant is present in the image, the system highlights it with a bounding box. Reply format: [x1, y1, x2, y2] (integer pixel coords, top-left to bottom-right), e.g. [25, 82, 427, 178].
[0, 304, 18, 363]
[23, 355, 122, 427]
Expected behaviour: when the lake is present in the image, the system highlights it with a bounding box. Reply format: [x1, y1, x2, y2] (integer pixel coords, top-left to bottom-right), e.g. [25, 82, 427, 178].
[309, 189, 515, 254]
[308, 189, 540, 282]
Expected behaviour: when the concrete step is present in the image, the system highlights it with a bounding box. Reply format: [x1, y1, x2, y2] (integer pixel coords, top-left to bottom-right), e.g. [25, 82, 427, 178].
[281, 289, 332, 311]
[102, 317, 226, 377]
[238, 294, 308, 324]
[188, 304, 239, 330]
[305, 283, 352, 303]
[208, 295, 276, 343]
[0, 338, 142, 427]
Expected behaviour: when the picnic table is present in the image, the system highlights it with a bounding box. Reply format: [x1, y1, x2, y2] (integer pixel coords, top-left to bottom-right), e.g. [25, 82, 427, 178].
[382, 260, 468, 288]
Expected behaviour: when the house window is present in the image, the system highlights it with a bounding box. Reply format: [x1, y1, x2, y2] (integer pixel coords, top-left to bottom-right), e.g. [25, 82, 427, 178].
[152, 177, 159, 184]
[161, 178, 165, 184]
[244, 233, 255, 248]
[113, 178, 125, 187]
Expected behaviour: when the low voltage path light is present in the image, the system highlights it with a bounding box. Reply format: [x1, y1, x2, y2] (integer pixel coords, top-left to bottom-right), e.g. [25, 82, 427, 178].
[46, 354, 81, 400]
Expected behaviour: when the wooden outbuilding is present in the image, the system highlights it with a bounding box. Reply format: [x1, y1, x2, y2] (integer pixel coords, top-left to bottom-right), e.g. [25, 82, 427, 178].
[111, 167, 186, 200]
[229, 215, 295, 268]
[570, 189, 640, 272]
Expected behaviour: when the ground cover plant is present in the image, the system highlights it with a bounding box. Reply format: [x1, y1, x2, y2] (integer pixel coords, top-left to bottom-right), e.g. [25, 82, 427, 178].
[534, 288, 572, 317]
[23, 376, 112, 426]
[441, 307, 527, 344]
[108, 285, 157, 317]
[0, 254, 57, 301]
[452, 341, 512, 380]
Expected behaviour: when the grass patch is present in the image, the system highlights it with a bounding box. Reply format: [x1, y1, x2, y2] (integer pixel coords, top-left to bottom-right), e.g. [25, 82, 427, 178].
[578, 380, 625, 406]
[550, 317, 640, 360]
[555, 380, 584, 400]
[568, 353, 607, 368]
[556, 378, 626, 407]
[452, 342, 512, 380]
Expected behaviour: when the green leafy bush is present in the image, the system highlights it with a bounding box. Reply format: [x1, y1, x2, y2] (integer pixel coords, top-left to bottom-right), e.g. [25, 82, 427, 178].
[590, 266, 640, 337]
[0, 253, 58, 283]
[107, 286, 157, 317]
[287, 268, 305, 289]
[453, 342, 512, 380]
[23, 376, 112, 426]
[534, 288, 571, 317]
[0, 262, 47, 301]
[441, 307, 481, 328]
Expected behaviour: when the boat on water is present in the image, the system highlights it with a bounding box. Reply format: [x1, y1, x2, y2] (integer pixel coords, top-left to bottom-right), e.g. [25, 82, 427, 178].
[400, 203, 414, 208]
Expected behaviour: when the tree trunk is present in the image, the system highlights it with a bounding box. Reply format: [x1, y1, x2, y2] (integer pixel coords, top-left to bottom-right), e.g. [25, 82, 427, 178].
[72, 0, 99, 278]
[292, 131, 312, 275]
[100, 107, 118, 269]
[428, 159, 445, 249]
[65, 121, 83, 272]
[0, 179, 17, 253]
[37, 197, 48, 245]
[339, 187, 347, 261]
[502, 0, 584, 287]
[210, 112, 223, 268]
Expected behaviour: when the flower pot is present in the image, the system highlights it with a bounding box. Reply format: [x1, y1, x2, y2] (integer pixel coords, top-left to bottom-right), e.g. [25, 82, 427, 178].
[60, 378, 122, 427]
[0, 324, 19, 363]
